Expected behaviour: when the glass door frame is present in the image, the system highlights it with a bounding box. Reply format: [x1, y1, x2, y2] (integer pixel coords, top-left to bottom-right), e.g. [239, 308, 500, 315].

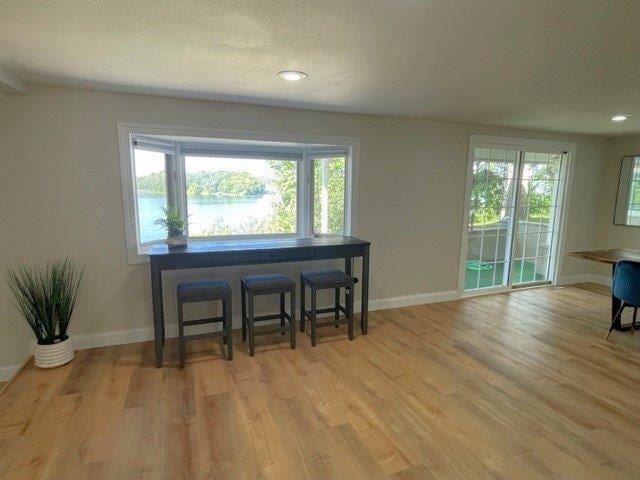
[458, 135, 575, 297]
[510, 147, 565, 288]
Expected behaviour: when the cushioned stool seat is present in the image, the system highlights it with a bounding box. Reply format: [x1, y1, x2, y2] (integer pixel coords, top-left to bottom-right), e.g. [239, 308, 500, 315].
[242, 273, 296, 292]
[301, 269, 356, 289]
[177, 278, 231, 300]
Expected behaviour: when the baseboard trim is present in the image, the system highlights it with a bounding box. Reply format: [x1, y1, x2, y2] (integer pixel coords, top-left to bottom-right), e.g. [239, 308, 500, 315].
[558, 274, 611, 287]
[0, 356, 32, 384]
[0, 364, 21, 382]
[1, 281, 610, 374]
[367, 290, 460, 311]
[72, 326, 159, 351]
[68, 289, 459, 351]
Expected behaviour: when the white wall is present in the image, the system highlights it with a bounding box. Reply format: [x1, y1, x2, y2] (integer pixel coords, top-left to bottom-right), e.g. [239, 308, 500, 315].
[592, 135, 640, 278]
[0, 92, 29, 375]
[0, 86, 609, 371]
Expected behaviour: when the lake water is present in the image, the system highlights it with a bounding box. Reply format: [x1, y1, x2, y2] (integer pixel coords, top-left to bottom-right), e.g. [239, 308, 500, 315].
[137, 193, 277, 242]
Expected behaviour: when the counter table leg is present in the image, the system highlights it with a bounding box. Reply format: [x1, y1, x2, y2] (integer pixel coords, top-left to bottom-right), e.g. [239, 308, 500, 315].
[150, 262, 164, 368]
[361, 245, 370, 334]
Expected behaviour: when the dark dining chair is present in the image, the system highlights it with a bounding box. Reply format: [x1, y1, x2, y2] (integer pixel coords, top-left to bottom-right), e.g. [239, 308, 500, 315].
[606, 260, 640, 340]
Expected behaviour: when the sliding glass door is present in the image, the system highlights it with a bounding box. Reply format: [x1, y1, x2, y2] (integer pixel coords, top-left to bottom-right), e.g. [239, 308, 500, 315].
[511, 150, 563, 286]
[462, 144, 565, 293]
[464, 147, 518, 290]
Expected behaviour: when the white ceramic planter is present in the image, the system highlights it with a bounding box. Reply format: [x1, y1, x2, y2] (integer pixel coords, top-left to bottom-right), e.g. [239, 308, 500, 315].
[35, 337, 74, 369]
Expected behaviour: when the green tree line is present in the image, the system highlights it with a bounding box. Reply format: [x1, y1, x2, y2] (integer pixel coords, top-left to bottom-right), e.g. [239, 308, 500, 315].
[137, 171, 266, 197]
[201, 158, 346, 236]
[260, 157, 345, 235]
[470, 163, 556, 226]
[203, 161, 299, 235]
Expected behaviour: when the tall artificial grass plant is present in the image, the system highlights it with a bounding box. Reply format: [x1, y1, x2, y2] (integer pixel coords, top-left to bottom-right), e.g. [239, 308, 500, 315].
[7, 258, 83, 345]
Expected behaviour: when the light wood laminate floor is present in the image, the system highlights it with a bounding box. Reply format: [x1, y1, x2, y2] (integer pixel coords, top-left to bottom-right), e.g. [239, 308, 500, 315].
[1, 284, 640, 479]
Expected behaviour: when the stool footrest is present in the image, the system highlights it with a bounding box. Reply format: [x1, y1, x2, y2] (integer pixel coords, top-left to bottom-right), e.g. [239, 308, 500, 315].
[182, 331, 223, 342]
[253, 322, 295, 337]
[302, 306, 346, 319]
[311, 319, 349, 329]
[183, 316, 225, 327]
[247, 312, 293, 323]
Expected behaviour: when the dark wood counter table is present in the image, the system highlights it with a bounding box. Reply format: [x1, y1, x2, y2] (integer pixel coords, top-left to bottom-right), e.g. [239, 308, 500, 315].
[149, 236, 370, 367]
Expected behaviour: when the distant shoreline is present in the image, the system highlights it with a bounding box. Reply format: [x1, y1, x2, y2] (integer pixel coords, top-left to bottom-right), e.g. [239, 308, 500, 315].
[137, 190, 270, 199]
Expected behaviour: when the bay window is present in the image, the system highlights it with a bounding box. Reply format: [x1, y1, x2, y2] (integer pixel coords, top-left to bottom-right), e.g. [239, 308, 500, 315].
[119, 126, 356, 263]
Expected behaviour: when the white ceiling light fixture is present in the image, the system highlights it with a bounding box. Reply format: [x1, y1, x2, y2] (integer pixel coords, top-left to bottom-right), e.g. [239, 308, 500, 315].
[611, 115, 628, 122]
[277, 70, 308, 82]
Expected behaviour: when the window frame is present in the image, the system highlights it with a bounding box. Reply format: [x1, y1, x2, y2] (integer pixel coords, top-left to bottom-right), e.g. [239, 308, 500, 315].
[130, 138, 176, 248]
[179, 150, 304, 240]
[308, 148, 351, 236]
[118, 123, 359, 264]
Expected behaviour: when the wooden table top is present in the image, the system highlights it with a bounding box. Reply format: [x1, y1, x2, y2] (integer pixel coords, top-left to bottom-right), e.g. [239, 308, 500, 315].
[569, 248, 640, 265]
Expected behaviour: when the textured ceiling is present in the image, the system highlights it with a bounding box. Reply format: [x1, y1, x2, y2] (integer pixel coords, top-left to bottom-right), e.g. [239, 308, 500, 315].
[1, 0, 640, 135]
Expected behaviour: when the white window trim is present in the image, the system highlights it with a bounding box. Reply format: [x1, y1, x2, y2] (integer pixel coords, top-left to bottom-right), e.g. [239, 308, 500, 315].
[457, 135, 576, 297]
[118, 123, 359, 264]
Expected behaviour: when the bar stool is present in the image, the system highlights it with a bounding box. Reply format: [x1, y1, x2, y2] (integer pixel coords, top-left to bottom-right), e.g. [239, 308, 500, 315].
[177, 278, 232, 368]
[241, 274, 296, 356]
[300, 269, 357, 346]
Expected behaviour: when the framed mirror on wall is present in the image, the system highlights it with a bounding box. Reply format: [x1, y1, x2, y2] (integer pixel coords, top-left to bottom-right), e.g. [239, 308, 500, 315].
[614, 155, 640, 226]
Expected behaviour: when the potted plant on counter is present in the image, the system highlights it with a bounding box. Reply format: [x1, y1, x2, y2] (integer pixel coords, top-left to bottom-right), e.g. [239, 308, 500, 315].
[155, 206, 188, 248]
[7, 258, 83, 369]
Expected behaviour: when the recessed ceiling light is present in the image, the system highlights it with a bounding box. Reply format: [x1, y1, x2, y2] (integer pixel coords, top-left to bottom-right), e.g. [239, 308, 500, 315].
[277, 70, 308, 82]
[612, 115, 628, 122]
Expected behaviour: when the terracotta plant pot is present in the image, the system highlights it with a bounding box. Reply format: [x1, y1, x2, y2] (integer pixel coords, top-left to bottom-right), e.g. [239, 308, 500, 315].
[35, 337, 74, 369]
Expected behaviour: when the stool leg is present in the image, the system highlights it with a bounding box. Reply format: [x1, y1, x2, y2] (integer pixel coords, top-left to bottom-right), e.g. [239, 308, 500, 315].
[310, 287, 317, 347]
[347, 285, 354, 341]
[178, 299, 185, 368]
[300, 279, 306, 333]
[241, 285, 247, 342]
[290, 288, 296, 350]
[334, 288, 340, 328]
[225, 293, 233, 360]
[248, 292, 255, 356]
[280, 292, 286, 335]
[222, 299, 228, 345]
[633, 307, 638, 336]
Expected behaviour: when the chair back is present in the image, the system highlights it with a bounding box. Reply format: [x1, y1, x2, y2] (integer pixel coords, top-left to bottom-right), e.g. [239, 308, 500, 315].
[612, 261, 640, 306]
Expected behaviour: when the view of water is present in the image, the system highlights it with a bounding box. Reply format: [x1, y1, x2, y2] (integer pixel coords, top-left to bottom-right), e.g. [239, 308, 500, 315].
[137, 193, 277, 243]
